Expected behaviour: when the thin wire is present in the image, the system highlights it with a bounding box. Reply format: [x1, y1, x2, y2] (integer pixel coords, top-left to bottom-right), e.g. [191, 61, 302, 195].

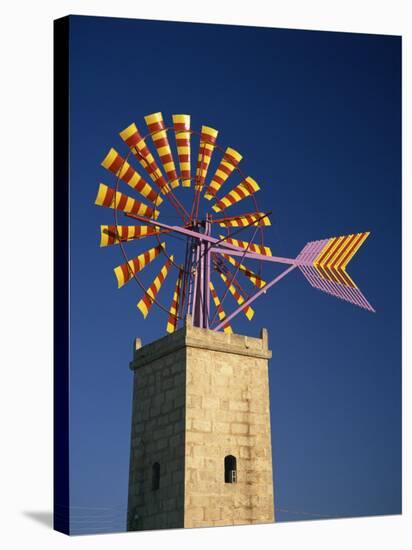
[131, 134, 190, 222]
[210, 225, 259, 326]
[193, 211, 272, 273]
[178, 236, 192, 318]
[160, 232, 186, 243]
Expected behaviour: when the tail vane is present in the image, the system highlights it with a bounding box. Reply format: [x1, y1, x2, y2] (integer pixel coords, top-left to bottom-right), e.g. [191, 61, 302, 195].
[296, 233, 375, 312]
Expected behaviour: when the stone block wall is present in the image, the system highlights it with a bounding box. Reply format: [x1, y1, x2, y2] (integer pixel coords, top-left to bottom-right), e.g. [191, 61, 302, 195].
[127, 319, 274, 531]
[184, 325, 274, 528]
[127, 332, 186, 530]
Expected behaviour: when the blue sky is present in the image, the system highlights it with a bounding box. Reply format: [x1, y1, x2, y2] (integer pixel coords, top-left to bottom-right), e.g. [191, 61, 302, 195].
[67, 15, 401, 533]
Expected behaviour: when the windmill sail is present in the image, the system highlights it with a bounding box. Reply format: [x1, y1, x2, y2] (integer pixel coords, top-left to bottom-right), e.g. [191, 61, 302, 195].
[113, 243, 166, 288]
[173, 114, 191, 187]
[119, 123, 171, 194]
[209, 281, 232, 333]
[222, 253, 266, 288]
[195, 125, 218, 190]
[220, 235, 272, 256]
[101, 148, 162, 205]
[166, 268, 184, 333]
[216, 212, 271, 227]
[137, 257, 174, 318]
[204, 147, 242, 200]
[217, 271, 254, 320]
[100, 225, 162, 247]
[212, 177, 260, 213]
[145, 112, 179, 188]
[95, 183, 159, 219]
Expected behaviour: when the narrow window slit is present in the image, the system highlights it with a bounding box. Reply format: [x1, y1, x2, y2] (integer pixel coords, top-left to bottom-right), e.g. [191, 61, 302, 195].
[224, 455, 237, 483]
[152, 462, 160, 491]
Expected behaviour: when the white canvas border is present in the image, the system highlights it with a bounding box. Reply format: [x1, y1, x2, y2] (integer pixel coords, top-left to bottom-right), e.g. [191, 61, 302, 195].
[0, 1, 409, 548]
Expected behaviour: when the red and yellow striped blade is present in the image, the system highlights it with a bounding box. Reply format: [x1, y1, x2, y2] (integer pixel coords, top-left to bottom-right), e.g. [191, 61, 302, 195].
[220, 235, 272, 256]
[218, 272, 254, 320]
[204, 147, 242, 200]
[166, 267, 184, 333]
[101, 148, 162, 205]
[113, 243, 166, 288]
[145, 112, 179, 188]
[95, 183, 159, 219]
[172, 114, 191, 187]
[195, 125, 219, 190]
[209, 281, 232, 333]
[212, 177, 260, 213]
[313, 232, 370, 288]
[119, 122, 171, 194]
[137, 256, 174, 318]
[100, 225, 162, 247]
[216, 212, 271, 227]
[222, 254, 266, 288]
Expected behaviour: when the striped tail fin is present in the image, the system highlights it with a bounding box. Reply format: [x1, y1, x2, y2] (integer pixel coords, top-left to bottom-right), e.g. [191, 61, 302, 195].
[296, 233, 375, 312]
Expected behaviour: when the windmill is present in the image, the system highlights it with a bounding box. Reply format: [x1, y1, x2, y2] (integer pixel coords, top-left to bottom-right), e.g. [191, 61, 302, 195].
[94, 112, 375, 334]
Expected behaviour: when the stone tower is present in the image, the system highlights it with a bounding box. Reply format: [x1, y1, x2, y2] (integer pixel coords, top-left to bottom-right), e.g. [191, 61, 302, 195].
[127, 316, 275, 530]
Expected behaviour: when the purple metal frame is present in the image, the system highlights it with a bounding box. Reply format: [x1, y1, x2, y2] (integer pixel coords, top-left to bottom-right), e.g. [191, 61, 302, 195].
[134, 215, 295, 329]
[214, 265, 297, 331]
[136, 215, 375, 328]
[113, 122, 269, 327]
